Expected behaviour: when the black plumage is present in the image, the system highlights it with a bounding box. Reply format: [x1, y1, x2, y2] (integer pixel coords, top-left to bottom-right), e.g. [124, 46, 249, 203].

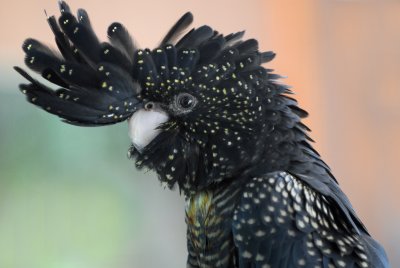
[15, 2, 389, 267]
[107, 22, 137, 62]
[15, 2, 141, 126]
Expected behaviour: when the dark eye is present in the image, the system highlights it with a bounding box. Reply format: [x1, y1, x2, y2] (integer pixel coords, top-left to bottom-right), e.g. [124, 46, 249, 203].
[178, 94, 195, 109]
[173, 93, 197, 113]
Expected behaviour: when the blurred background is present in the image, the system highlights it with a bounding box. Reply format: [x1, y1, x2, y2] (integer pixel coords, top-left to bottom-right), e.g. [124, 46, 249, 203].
[0, 0, 399, 267]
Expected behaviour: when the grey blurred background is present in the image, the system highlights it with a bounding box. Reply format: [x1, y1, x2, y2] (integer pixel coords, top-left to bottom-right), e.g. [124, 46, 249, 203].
[0, 0, 399, 267]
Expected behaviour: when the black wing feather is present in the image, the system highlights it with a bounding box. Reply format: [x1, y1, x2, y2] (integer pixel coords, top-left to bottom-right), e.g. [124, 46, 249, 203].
[99, 42, 133, 71]
[59, 12, 101, 64]
[58, 0, 71, 13]
[107, 22, 137, 61]
[233, 172, 388, 268]
[176, 25, 214, 49]
[15, 2, 142, 126]
[160, 12, 193, 46]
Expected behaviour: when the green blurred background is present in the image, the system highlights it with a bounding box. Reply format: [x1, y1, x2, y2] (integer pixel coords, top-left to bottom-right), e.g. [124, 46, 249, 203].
[0, 65, 187, 268]
[1, 0, 399, 267]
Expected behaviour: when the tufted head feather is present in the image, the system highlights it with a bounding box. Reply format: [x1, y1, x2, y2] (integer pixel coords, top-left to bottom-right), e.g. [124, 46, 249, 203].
[15, 1, 318, 195]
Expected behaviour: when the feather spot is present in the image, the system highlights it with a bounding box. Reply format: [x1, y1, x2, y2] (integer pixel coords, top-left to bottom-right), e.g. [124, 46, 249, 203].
[242, 251, 252, 258]
[255, 253, 264, 261]
[297, 258, 306, 266]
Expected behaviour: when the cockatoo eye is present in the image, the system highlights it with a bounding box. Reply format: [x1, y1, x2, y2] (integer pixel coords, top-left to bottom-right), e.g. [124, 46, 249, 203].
[172, 93, 197, 114]
[178, 94, 195, 109]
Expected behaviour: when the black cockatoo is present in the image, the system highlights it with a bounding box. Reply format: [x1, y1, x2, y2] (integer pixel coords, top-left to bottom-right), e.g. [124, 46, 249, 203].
[15, 2, 389, 267]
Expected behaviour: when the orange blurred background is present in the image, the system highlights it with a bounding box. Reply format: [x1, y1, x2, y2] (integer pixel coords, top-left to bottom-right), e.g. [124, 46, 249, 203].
[0, 0, 398, 267]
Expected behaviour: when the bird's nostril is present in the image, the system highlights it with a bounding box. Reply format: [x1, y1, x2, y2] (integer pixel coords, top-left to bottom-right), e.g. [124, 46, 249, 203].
[144, 102, 154, 110]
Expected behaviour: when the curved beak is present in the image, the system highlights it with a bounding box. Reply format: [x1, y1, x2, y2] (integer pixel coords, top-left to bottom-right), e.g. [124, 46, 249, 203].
[128, 104, 169, 153]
